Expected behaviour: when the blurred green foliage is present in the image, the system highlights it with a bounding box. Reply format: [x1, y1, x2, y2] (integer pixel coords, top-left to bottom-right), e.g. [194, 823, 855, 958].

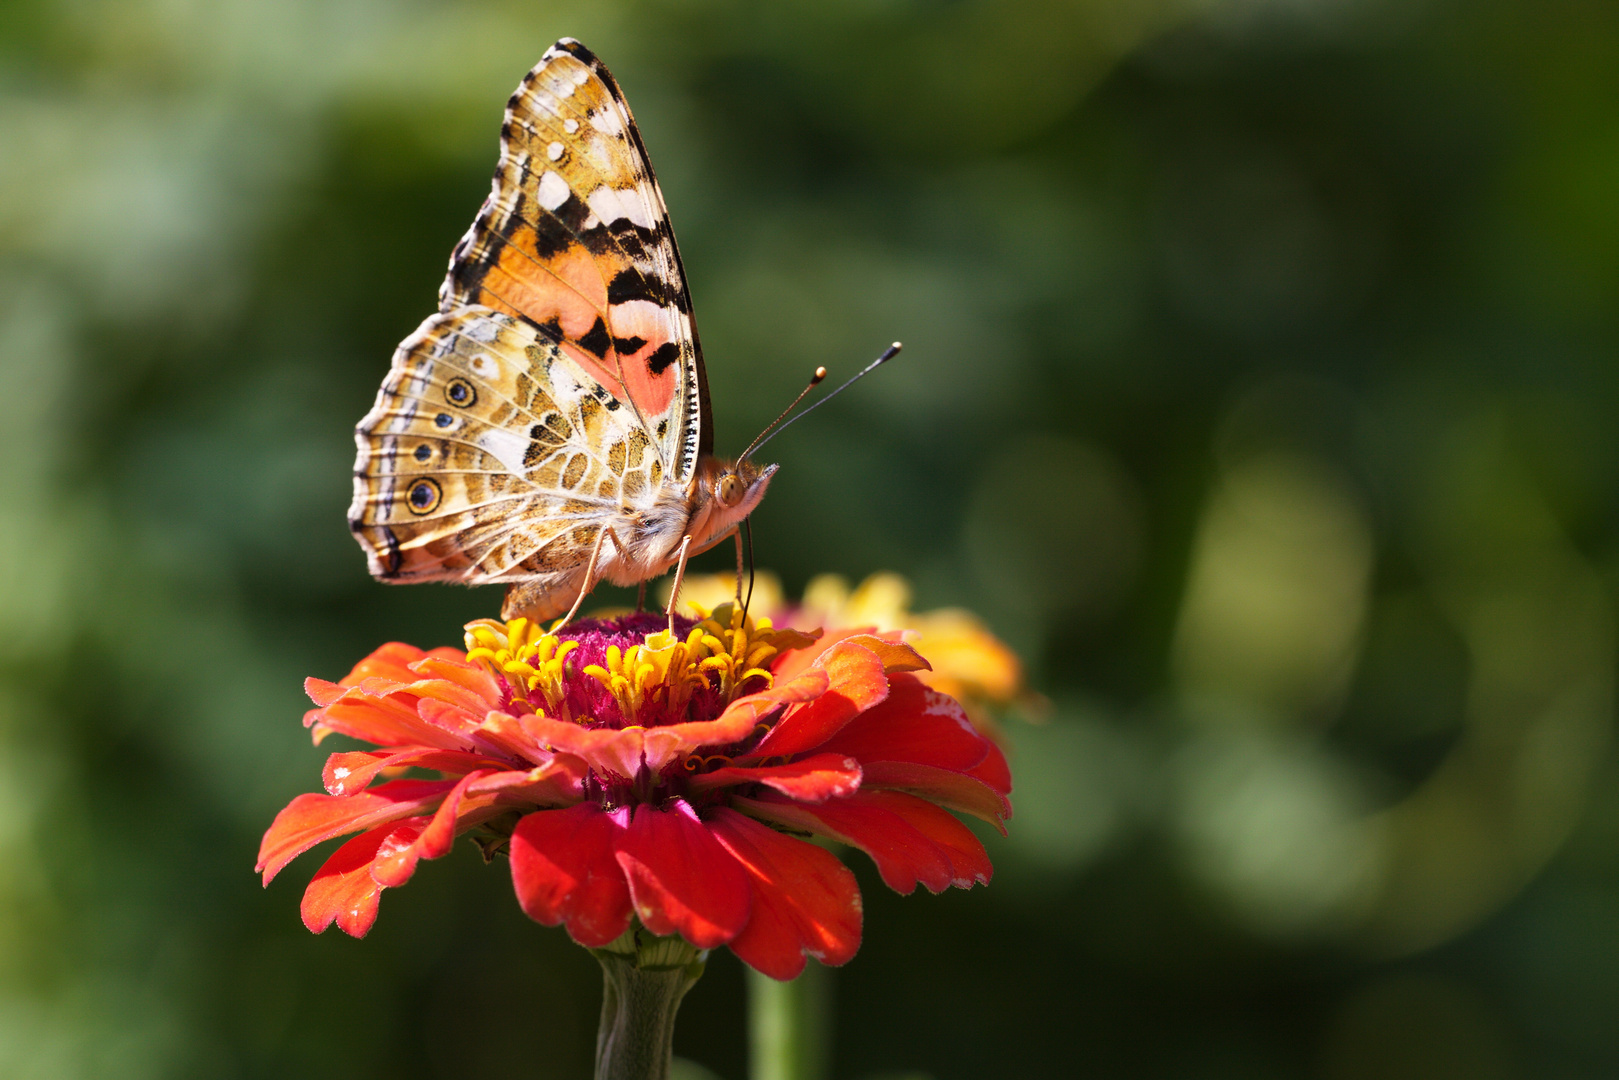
[4, 0, 1619, 1076]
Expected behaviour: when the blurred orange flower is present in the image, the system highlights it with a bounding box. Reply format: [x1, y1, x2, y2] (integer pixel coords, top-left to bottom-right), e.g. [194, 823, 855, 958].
[677, 571, 1029, 729]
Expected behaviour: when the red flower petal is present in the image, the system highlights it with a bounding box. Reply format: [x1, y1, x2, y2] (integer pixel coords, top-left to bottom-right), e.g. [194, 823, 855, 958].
[769, 626, 871, 684]
[840, 633, 932, 675]
[708, 809, 861, 980]
[395, 674, 501, 720]
[471, 759, 588, 808]
[815, 674, 990, 774]
[415, 698, 485, 741]
[644, 665, 831, 771]
[968, 738, 1013, 797]
[305, 677, 345, 708]
[770, 628, 924, 684]
[614, 800, 751, 949]
[471, 711, 555, 764]
[859, 761, 1010, 830]
[321, 748, 509, 797]
[409, 655, 503, 707]
[510, 804, 635, 948]
[300, 823, 401, 937]
[748, 642, 890, 760]
[687, 753, 862, 802]
[339, 642, 445, 686]
[304, 685, 473, 751]
[734, 789, 992, 895]
[520, 714, 646, 780]
[257, 778, 455, 884]
[371, 769, 500, 888]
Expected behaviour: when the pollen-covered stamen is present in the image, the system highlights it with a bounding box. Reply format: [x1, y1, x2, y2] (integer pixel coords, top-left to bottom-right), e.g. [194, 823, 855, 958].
[468, 604, 811, 736]
[581, 629, 706, 723]
[685, 602, 804, 700]
[466, 617, 579, 718]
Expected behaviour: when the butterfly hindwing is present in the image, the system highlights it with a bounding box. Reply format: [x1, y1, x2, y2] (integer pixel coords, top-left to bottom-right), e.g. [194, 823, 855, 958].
[439, 38, 710, 487]
[349, 307, 665, 594]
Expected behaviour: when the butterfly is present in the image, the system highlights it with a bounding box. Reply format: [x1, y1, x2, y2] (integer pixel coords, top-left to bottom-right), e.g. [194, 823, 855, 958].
[349, 38, 776, 625]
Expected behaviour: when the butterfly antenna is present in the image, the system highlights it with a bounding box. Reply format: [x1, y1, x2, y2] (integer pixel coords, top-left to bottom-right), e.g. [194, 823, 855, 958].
[739, 367, 828, 463]
[747, 342, 902, 457]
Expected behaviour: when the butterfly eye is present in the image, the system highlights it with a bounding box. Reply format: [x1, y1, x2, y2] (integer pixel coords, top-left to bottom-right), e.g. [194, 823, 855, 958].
[406, 479, 442, 515]
[716, 473, 744, 507]
[446, 378, 477, 407]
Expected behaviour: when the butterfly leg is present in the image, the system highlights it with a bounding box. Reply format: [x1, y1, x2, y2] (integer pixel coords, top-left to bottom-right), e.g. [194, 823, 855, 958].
[733, 529, 745, 605]
[554, 525, 625, 631]
[663, 534, 694, 634]
[635, 580, 648, 613]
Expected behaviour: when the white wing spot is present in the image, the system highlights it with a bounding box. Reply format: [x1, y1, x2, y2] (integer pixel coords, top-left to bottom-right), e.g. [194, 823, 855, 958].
[547, 141, 564, 161]
[470, 353, 498, 378]
[587, 184, 654, 229]
[564, 118, 579, 134]
[590, 106, 625, 137]
[477, 426, 533, 476]
[537, 170, 570, 211]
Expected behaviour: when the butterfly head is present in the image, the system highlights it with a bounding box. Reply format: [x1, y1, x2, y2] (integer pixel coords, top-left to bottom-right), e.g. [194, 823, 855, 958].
[689, 456, 777, 548]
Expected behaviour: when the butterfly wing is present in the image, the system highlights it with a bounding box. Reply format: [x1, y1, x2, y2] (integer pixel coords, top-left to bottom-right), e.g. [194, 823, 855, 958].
[439, 37, 711, 485]
[349, 307, 668, 604]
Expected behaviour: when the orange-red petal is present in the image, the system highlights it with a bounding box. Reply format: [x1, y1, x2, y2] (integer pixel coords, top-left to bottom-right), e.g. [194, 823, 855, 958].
[708, 809, 861, 980]
[747, 641, 890, 761]
[858, 761, 1011, 830]
[519, 713, 646, 780]
[814, 674, 991, 775]
[968, 737, 1013, 797]
[614, 800, 752, 949]
[734, 789, 992, 895]
[471, 758, 588, 807]
[321, 748, 509, 797]
[304, 683, 473, 751]
[371, 769, 500, 888]
[840, 633, 932, 675]
[687, 753, 862, 802]
[644, 666, 831, 771]
[338, 642, 449, 686]
[299, 823, 400, 937]
[257, 778, 456, 884]
[510, 804, 635, 948]
[409, 655, 503, 706]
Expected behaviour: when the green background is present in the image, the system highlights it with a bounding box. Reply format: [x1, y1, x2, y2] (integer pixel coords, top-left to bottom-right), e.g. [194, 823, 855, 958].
[4, 0, 1619, 1076]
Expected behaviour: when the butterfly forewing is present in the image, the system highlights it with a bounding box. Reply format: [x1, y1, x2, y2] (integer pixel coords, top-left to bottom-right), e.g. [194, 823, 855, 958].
[438, 38, 709, 484]
[350, 308, 664, 588]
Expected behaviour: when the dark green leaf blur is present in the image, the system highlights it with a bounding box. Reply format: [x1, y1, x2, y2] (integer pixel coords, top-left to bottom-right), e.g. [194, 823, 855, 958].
[3, 0, 1618, 1076]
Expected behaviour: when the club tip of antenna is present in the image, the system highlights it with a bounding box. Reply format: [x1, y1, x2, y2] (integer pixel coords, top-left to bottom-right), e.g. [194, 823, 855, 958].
[891, 341, 902, 351]
[812, 366, 827, 382]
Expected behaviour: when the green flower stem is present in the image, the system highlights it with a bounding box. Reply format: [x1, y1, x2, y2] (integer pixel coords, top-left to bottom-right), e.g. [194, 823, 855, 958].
[591, 929, 707, 1080]
[748, 963, 829, 1080]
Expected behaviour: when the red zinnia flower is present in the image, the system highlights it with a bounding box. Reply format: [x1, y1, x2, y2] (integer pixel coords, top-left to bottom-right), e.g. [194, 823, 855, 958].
[258, 604, 1012, 979]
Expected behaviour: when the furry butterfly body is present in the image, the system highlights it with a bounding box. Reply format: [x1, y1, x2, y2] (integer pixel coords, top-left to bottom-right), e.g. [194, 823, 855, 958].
[350, 39, 772, 621]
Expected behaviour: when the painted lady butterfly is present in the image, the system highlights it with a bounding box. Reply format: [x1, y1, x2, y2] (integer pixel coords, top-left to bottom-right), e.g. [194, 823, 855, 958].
[349, 38, 774, 625]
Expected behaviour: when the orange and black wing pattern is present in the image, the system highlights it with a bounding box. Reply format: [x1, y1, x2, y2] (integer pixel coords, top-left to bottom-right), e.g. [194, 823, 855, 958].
[439, 38, 710, 485]
[350, 40, 704, 613]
